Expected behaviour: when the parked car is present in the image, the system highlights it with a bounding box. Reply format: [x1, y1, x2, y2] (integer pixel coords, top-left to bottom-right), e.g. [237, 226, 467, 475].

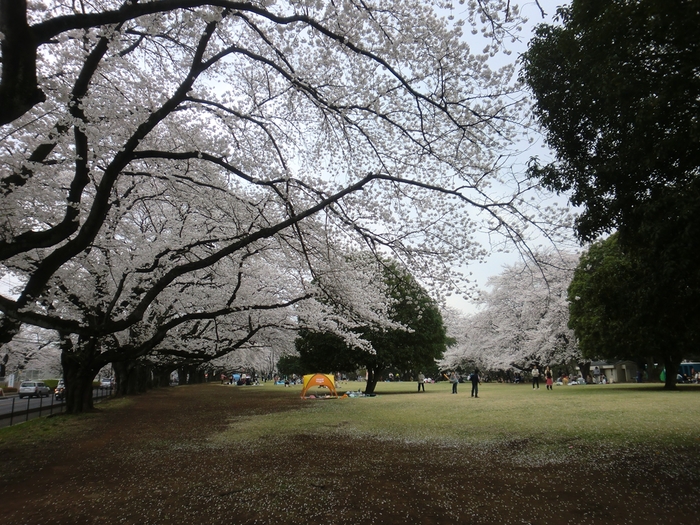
[99, 377, 113, 389]
[54, 379, 65, 400]
[18, 381, 51, 398]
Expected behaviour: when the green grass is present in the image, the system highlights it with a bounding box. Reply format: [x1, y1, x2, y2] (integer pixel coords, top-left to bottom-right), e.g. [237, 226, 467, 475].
[0, 396, 132, 446]
[212, 380, 700, 448]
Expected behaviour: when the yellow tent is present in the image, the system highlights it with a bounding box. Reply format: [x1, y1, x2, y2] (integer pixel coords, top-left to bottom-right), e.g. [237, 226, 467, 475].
[300, 373, 338, 399]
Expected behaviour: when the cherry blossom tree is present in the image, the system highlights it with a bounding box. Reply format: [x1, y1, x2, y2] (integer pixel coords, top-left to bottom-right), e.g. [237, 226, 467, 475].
[2, 325, 62, 381]
[441, 250, 582, 375]
[1, 1, 563, 411]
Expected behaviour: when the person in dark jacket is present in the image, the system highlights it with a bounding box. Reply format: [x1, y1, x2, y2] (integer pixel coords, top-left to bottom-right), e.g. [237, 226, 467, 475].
[470, 369, 481, 398]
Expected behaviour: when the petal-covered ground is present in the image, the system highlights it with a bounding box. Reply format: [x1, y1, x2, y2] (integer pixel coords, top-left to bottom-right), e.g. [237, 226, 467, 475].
[1, 384, 698, 524]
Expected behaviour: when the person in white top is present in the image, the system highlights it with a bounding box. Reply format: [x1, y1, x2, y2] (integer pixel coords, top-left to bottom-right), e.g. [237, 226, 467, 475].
[531, 365, 540, 389]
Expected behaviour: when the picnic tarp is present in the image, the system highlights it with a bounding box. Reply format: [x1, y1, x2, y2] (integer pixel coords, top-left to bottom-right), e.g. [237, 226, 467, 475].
[300, 373, 338, 399]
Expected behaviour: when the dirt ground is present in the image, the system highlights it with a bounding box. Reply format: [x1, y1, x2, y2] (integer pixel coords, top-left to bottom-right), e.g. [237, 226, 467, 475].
[1, 384, 699, 525]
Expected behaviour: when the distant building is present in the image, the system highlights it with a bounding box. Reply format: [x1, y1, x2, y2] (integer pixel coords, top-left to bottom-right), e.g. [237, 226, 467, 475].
[578, 361, 639, 383]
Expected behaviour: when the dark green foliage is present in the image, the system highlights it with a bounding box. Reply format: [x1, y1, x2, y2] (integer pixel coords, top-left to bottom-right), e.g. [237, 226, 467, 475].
[522, 0, 700, 388]
[521, 0, 700, 242]
[569, 235, 651, 359]
[276, 354, 307, 378]
[568, 235, 694, 387]
[295, 262, 448, 394]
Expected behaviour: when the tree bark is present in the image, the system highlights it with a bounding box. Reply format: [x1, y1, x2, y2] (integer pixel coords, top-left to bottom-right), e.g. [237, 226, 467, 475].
[662, 354, 681, 390]
[136, 364, 152, 392]
[364, 368, 379, 395]
[116, 360, 140, 395]
[154, 366, 173, 387]
[578, 361, 591, 382]
[0, 0, 45, 125]
[60, 338, 103, 414]
[113, 361, 129, 396]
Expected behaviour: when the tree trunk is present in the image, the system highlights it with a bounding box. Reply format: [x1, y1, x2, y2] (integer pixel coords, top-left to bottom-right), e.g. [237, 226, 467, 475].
[154, 367, 172, 387]
[662, 354, 681, 390]
[364, 368, 379, 395]
[0, 0, 46, 125]
[578, 361, 591, 382]
[119, 361, 140, 395]
[136, 364, 151, 393]
[60, 338, 103, 414]
[113, 361, 130, 396]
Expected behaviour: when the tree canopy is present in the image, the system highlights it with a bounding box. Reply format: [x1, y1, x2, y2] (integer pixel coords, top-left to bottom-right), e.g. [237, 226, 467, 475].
[441, 251, 581, 374]
[520, 0, 700, 388]
[0, 1, 562, 411]
[568, 235, 698, 388]
[520, 0, 700, 243]
[295, 261, 448, 394]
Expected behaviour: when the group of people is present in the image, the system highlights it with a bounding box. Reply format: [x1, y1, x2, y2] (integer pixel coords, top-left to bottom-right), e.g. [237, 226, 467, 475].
[416, 364, 629, 395]
[532, 365, 611, 387]
[530, 365, 554, 390]
[416, 370, 482, 397]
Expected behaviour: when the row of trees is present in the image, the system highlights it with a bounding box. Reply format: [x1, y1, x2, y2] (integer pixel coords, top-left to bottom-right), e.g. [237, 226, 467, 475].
[1, 1, 562, 411]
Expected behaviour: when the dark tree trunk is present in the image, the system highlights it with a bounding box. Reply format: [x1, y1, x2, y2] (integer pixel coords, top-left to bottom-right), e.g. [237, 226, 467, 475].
[364, 368, 379, 395]
[120, 361, 140, 395]
[60, 337, 103, 414]
[113, 361, 131, 396]
[154, 367, 172, 387]
[136, 364, 152, 392]
[0, 0, 45, 125]
[578, 361, 591, 382]
[113, 361, 124, 395]
[663, 354, 681, 390]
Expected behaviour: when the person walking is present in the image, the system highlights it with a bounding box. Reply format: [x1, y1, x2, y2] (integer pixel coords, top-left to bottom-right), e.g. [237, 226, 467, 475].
[531, 365, 540, 389]
[417, 371, 425, 392]
[470, 368, 481, 398]
[450, 371, 459, 394]
[545, 366, 553, 390]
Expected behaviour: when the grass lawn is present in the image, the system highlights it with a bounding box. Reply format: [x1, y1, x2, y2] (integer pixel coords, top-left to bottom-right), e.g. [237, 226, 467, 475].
[2, 380, 699, 524]
[223, 380, 700, 448]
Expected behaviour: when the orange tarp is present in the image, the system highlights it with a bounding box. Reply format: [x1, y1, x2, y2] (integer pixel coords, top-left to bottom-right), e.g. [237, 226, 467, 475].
[300, 373, 338, 399]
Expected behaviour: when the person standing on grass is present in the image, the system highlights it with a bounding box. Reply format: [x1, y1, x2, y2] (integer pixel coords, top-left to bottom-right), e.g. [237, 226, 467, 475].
[470, 369, 481, 398]
[531, 365, 540, 389]
[450, 371, 459, 394]
[418, 371, 425, 392]
[545, 366, 553, 390]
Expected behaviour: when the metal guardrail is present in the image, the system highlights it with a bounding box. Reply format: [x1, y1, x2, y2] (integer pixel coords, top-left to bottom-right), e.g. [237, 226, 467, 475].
[0, 386, 114, 428]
